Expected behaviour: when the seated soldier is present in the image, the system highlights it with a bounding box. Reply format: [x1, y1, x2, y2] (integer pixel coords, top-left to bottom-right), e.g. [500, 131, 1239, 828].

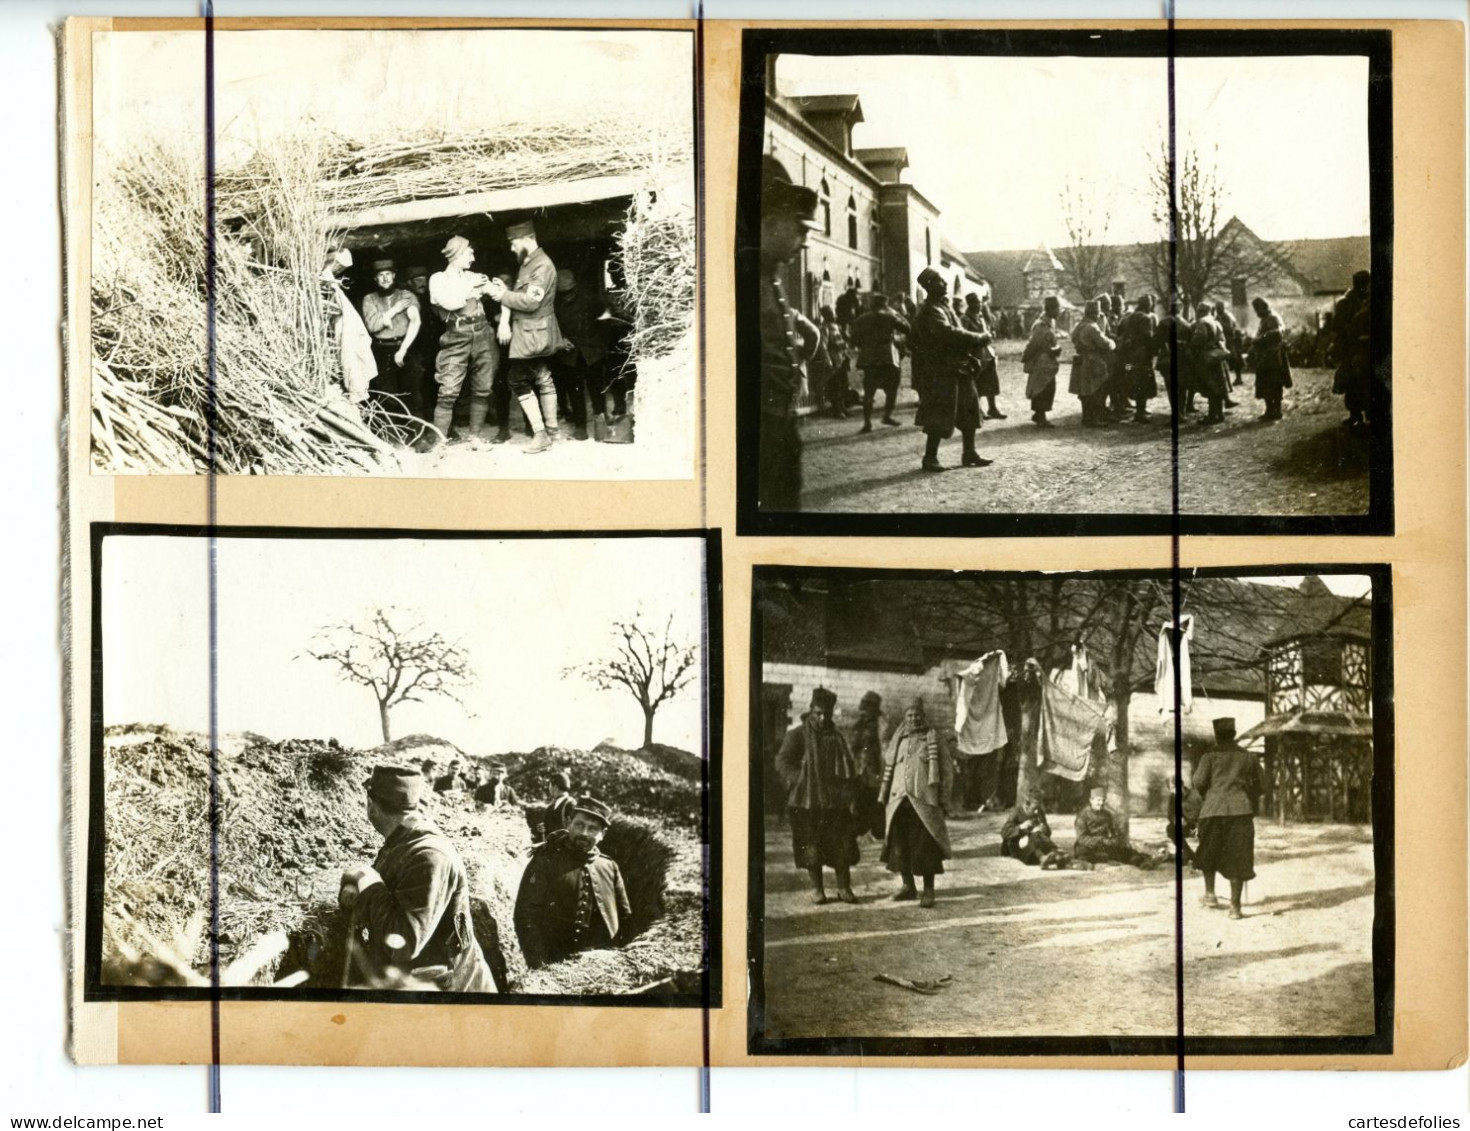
[1000, 788, 1064, 867]
[1072, 786, 1156, 868]
[513, 796, 631, 968]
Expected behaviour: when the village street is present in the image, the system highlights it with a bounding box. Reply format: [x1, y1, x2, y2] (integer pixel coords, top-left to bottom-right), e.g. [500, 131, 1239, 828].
[797, 342, 1371, 516]
[759, 812, 1376, 1041]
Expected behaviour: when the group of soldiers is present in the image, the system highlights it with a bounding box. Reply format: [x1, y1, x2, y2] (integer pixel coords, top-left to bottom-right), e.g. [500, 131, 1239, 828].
[757, 154, 1376, 504]
[778, 685, 1261, 917]
[321, 219, 634, 457]
[337, 760, 631, 991]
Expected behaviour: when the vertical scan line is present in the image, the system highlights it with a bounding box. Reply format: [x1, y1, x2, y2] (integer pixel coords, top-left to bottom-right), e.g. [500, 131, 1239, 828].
[1164, 0, 1186, 1115]
[698, 533, 713, 1115]
[694, 0, 709, 538]
[202, 1, 222, 1114]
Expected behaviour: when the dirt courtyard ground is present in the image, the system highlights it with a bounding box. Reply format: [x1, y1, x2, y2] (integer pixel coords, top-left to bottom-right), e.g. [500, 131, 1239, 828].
[758, 812, 1377, 1041]
[796, 341, 1372, 516]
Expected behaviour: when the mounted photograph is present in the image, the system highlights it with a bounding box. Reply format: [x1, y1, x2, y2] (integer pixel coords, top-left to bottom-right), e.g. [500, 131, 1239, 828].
[75, 24, 696, 479]
[736, 29, 1391, 535]
[749, 564, 1391, 1055]
[83, 527, 719, 1007]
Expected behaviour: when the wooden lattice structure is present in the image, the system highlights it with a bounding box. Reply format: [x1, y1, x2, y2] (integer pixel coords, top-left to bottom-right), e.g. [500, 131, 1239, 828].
[1241, 631, 1374, 822]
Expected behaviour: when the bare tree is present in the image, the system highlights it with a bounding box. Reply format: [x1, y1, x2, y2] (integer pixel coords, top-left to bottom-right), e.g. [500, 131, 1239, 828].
[1130, 140, 1286, 316]
[567, 612, 699, 749]
[303, 607, 473, 743]
[1054, 179, 1120, 303]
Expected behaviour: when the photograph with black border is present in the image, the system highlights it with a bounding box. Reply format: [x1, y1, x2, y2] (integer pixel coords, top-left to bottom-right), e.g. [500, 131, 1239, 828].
[83, 523, 722, 1011]
[735, 27, 1392, 538]
[748, 562, 1392, 1056]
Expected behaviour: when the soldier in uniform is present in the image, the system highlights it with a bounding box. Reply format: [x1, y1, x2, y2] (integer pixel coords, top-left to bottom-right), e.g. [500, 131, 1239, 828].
[339, 765, 494, 992]
[551, 266, 606, 441]
[848, 294, 908, 433]
[402, 265, 441, 428]
[1114, 295, 1158, 423]
[910, 266, 994, 472]
[433, 759, 466, 794]
[1072, 786, 1156, 868]
[756, 156, 821, 511]
[1331, 270, 1373, 427]
[487, 219, 563, 454]
[426, 235, 499, 451]
[360, 258, 423, 432]
[473, 762, 520, 808]
[513, 796, 632, 967]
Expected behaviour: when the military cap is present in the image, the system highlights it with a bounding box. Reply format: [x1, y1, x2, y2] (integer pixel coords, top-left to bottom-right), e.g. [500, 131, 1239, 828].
[405, 264, 429, 280]
[506, 219, 537, 241]
[1212, 717, 1237, 743]
[553, 770, 572, 789]
[916, 267, 945, 294]
[366, 764, 424, 812]
[442, 234, 471, 260]
[555, 267, 576, 293]
[572, 795, 614, 827]
[810, 686, 837, 712]
[761, 155, 820, 228]
[1043, 295, 1061, 315]
[371, 258, 395, 273]
[1090, 785, 1107, 801]
[859, 690, 882, 712]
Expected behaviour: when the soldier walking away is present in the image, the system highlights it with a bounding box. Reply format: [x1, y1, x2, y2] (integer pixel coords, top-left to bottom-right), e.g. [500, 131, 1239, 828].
[1192, 717, 1262, 920]
[757, 156, 822, 511]
[338, 765, 494, 992]
[487, 219, 564, 455]
[426, 235, 500, 452]
[911, 266, 993, 472]
[849, 293, 907, 433]
[513, 796, 632, 967]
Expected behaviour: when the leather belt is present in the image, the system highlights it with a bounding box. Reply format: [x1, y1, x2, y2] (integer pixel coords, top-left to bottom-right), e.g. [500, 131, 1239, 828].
[448, 315, 486, 329]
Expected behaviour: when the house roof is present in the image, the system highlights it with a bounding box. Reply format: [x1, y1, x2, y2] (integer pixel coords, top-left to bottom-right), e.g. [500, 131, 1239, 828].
[1238, 710, 1374, 744]
[855, 146, 909, 174]
[940, 234, 982, 280]
[1282, 234, 1371, 295]
[963, 221, 1370, 309]
[795, 94, 865, 123]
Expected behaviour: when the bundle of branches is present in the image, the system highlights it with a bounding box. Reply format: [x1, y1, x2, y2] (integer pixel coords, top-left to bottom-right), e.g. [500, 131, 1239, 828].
[613, 189, 696, 365]
[599, 816, 677, 938]
[302, 116, 684, 212]
[91, 138, 404, 474]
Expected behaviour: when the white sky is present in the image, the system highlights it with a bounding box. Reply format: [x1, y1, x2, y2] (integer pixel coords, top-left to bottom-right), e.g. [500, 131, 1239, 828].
[1249, 574, 1371, 599]
[780, 52, 1371, 249]
[94, 28, 693, 163]
[101, 535, 707, 755]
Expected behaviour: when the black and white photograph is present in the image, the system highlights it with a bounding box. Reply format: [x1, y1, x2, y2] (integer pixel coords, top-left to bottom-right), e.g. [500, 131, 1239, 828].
[85, 526, 720, 1006]
[737, 29, 1391, 536]
[85, 27, 696, 479]
[749, 564, 1391, 1055]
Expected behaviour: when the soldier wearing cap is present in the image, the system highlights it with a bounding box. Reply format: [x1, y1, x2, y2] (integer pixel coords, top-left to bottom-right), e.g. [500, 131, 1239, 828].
[486, 220, 564, 455]
[1331, 269, 1372, 427]
[426, 235, 500, 451]
[911, 266, 995, 472]
[1072, 785, 1155, 869]
[473, 762, 520, 808]
[1192, 716, 1262, 919]
[756, 155, 822, 512]
[513, 796, 631, 967]
[360, 258, 423, 429]
[339, 765, 494, 992]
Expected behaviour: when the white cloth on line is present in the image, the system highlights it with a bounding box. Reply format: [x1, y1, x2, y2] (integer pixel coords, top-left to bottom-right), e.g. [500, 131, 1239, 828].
[1156, 615, 1195, 714]
[955, 650, 1009, 756]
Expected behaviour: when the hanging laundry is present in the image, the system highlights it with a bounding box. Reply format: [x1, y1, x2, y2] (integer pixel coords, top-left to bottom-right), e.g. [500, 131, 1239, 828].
[1156, 614, 1195, 714]
[955, 650, 1009, 756]
[1037, 678, 1108, 783]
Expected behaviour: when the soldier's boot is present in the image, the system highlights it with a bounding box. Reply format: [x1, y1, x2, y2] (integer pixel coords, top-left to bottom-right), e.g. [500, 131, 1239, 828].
[538, 389, 560, 447]
[421, 403, 454, 452]
[463, 395, 491, 448]
[519, 394, 552, 454]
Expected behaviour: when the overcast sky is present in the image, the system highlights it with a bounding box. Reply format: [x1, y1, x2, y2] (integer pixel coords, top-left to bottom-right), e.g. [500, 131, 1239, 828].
[779, 52, 1370, 250]
[94, 28, 693, 163]
[101, 535, 707, 755]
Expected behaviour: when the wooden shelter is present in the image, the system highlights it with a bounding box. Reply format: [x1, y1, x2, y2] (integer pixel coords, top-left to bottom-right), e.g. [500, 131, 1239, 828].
[1239, 630, 1374, 823]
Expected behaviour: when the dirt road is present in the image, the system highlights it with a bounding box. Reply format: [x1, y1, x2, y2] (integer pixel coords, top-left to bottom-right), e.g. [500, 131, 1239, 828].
[758, 813, 1376, 1041]
[797, 342, 1371, 516]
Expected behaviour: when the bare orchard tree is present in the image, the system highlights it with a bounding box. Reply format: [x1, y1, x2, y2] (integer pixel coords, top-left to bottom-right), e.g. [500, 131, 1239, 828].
[567, 612, 699, 749]
[303, 607, 473, 742]
[1131, 140, 1287, 316]
[1054, 179, 1120, 304]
